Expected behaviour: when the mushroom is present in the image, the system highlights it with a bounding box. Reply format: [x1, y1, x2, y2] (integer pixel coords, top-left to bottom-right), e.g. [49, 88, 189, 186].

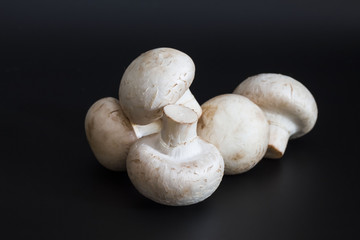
[85, 97, 161, 171]
[197, 94, 269, 175]
[126, 104, 224, 206]
[233, 73, 318, 159]
[119, 47, 201, 125]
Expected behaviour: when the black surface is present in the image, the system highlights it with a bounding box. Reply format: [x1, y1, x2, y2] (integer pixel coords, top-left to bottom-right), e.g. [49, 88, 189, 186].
[1, 0, 359, 239]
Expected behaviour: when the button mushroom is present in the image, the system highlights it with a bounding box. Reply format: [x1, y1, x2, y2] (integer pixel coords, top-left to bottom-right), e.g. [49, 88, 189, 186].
[126, 105, 224, 206]
[119, 47, 201, 125]
[85, 97, 161, 171]
[233, 73, 318, 159]
[197, 94, 269, 175]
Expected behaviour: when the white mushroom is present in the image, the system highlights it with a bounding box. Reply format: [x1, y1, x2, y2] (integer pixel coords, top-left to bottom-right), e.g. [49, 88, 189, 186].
[197, 94, 269, 175]
[85, 97, 161, 171]
[119, 47, 201, 125]
[233, 73, 318, 159]
[126, 105, 224, 206]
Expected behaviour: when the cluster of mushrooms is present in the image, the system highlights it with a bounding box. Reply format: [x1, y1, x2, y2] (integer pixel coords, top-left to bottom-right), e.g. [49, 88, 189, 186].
[85, 47, 318, 206]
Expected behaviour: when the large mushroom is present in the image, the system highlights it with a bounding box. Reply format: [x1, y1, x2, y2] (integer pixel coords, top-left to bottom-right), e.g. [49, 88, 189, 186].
[234, 73, 318, 158]
[197, 94, 269, 174]
[126, 105, 224, 206]
[85, 97, 161, 171]
[119, 47, 201, 125]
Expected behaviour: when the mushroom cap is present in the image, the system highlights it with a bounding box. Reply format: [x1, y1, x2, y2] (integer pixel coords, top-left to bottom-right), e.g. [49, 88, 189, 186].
[234, 73, 318, 139]
[119, 47, 195, 125]
[197, 94, 269, 174]
[85, 97, 137, 171]
[126, 134, 224, 206]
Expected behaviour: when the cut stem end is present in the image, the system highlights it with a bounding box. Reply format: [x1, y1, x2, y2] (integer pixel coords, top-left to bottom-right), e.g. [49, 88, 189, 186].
[265, 124, 290, 159]
[161, 105, 198, 147]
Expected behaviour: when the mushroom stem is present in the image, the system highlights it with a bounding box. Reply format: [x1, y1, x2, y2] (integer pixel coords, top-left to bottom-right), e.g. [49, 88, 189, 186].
[265, 124, 290, 159]
[160, 105, 198, 147]
[132, 120, 162, 138]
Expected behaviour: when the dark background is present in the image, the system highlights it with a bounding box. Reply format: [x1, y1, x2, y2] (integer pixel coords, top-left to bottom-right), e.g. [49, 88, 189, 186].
[1, 0, 359, 239]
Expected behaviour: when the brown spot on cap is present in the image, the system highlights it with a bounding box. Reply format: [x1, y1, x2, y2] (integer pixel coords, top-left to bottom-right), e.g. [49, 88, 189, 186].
[201, 105, 218, 122]
[132, 159, 141, 164]
[230, 152, 245, 161]
[198, 121, 206, 130]
[198, 105, 218, 131]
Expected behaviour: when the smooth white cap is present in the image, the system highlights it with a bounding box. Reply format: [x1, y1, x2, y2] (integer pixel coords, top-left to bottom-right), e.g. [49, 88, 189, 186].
[197, 94, 269, 174]
[119, 48, 196, 125]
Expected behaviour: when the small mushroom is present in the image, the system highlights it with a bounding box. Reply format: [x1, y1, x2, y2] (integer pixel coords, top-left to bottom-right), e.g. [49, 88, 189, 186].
[126, 104, 224, 206]
[233, 73, 318, 159]
[197, 94, 269, 175]
[119, 47, 201, 125]
[85, 97, 161, 171]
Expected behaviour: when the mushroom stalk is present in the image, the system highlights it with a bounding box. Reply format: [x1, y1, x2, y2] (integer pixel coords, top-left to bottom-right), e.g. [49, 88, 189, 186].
[266, 125, 290, 159]
[132, 120, 162, 138]
[160, 109, 197, 147]
[158, 105, 200, 159]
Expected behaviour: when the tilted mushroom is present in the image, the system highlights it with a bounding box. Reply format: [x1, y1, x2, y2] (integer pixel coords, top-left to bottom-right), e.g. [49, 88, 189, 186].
[126, 104, 224, 206]
[197, 94, 269, 175]
[85, 97, 161, 171]
[119, 47, 201, 125]
[233, 73, 318, 159]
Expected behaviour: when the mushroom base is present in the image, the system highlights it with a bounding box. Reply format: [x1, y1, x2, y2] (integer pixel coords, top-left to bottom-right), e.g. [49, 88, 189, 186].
[126, 135, 224, 206]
